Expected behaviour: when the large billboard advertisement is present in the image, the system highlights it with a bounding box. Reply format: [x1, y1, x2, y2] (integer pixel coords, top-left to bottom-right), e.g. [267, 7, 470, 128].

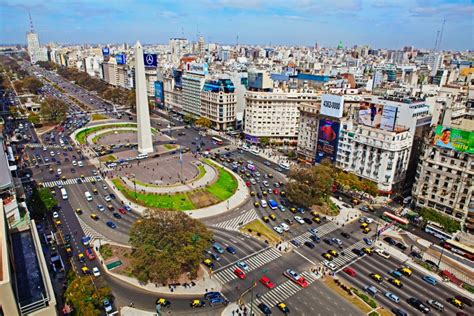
[102, 47, 110, 56]
[154, 81, 164, 109]
[358, 102, 398, 131]
[173, 69, 182, 89]
[433, 126, 474, 154]
[380, 105, 398, 131]
[320, 94, 344, 118]
[186, 62, 209, 75]
[143, 53, 157, 67]
[115, 54, 126, 65]
[315, 119, 340, 163]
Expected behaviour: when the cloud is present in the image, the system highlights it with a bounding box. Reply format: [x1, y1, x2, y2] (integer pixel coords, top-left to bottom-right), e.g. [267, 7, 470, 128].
[410, 2, 474, 17]
[157, 10, 185, 19]
[272, 14, 307, 21]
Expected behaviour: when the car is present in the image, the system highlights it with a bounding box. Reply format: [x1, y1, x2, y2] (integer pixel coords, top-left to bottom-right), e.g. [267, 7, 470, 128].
[332, 238, 342, 246]
[341, 232, 351, 238]
[390, 270, 403, 278]
[258, 303, 272, 315]
[391, 308, 408, 316]
[277, 303, 289, 314]
[203, 259, 215, 269]
[124, 205, 132, 212]
[362, 247, 373, 255]
[384, 236, 397, 245]
[285, 218, 294, 225]
[290, 239, 301, 247]
[370, 273, 383, 283]
[283, 269, 308, 287]
[274, 226, 284, 234]
[262, 216, 270, 223]
[427, 299, 444, 311]
[210, 253, 220, 261]
[323, 261, 336, 270]
[309, 227, 318, 235]
[375, 248, 390, 259]
[363, 237, 373, 245]
[407, 297, 430, 313]
[400, 267, 412, 277]
[106, 221, 117, 229]
[85, 248, 95, 260]
[234, 268, 246, 279]
[236, 261, 250, 271]
[324, 238, 332, 245]
[156, 298, 171, 307]
[385, 292, 400, 303]
[246, 181, 251, 187]
[109, 193, 116, 199]
[422, 275, 437, 285]
[269, 214, 276, 221]
[455, 295, 473, 307]
[278, 205, 286, 212]
[212, 243, 224, 253]
[302, 217, 312, 224]
[107, 204, 114, 210]
[260, 276, 275, 289]
[97, 204, 105, 212]
[77, 253, 85, 262]
[52, 211, 59, 219]
[113, 212, 122, 219]
[304, 241, 315, 249]
[310, 235, 321, 243]
[389, 278, 403, 288]
[104, 195, 111, 202]
[322, 253, 333, 261]
[280, 223, 290, 231]
[410, 251, 422, 259]
[294, 216, 305, 224]
[396, 242, 407, 251]
[190, 299, 206, 308]
[90, 213, 99, 220]
[64, 234, 72, 243]
[343, 267, 356, 277]
[118, 207, 127, 215]
[92, 267, 101, 277]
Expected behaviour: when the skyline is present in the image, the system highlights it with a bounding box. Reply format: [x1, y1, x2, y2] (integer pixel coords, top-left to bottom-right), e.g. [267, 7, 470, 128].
[0, 0, 473, 50]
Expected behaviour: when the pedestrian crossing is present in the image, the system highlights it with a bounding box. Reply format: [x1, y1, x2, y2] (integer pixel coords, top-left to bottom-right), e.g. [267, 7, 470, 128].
[27, 143, 63, 149]
[214, 247, 282, 284]
[41, 176, 102, 188]
[212, 209, 259, 231]
[247, 271, 318, 313]
[290, 221, 339, 245]
[331, 239, 367, 272]
[77, 217, 110, 243]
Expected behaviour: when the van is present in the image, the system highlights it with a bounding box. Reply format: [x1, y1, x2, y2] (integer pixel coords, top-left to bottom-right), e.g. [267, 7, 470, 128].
[261, 200, 268, 208]
[85, 191, 93, 201]
[364, 285, 378, 296]
[279, 162, 290, 170]
[136, 153, 148, 160]
[61, 188, 68, 200]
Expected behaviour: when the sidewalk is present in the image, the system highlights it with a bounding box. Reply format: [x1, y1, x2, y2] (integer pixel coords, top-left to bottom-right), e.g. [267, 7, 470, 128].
[327, 196, 362, 226]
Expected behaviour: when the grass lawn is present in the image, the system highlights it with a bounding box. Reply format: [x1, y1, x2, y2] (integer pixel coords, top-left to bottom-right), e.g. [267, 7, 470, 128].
[240, 219, 282, 244]
[164, 144, 177, 150]
[75, 123, 137, 144]
[99, 154, 117, 162]
[204, 159, 237, 201]
[112, 178, 195, 210]
[91, 113, 108, 121]
[322, 278, 373, 314]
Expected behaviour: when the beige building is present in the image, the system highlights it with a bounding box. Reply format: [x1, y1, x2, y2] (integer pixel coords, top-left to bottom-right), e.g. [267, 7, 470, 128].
[296, 102, 320, 162]
[200, 78, 236, 130]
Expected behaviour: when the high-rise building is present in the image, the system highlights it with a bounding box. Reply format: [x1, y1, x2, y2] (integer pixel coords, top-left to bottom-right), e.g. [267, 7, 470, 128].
[26, 14, 46, 64]
[198, 36, 205, 55]
[182, 62, 208, 117]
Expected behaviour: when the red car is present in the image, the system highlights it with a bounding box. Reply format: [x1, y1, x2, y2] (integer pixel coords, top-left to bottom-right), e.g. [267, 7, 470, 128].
[245, 181, 251, 187]
[343, 267, 356, 277]
[259, 276, 275, 289]
[85, 248, 95, 260]
[283, 269, 309, 288]
[118, 207, 127, 215]
[273, 189, 280, 195]
[234, 268, 246, 279]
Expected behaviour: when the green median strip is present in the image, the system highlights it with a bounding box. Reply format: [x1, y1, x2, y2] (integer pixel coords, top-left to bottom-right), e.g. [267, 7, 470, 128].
[239, 219, 282, 245]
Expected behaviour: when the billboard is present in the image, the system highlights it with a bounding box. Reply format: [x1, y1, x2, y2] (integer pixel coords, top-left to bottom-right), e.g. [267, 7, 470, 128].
[154, 81, 164, 109]
[380, 105, 398, 131]
[186, 62, 208, 75]
[315, 119, 340, 163]
[320, 94, 344, 118]
[115, 54, 126, 65]
[173, 69, 182, 89]
[102, 47, 110, 56]
[433, 126, 474, 154]
[143, 53, 157, 67]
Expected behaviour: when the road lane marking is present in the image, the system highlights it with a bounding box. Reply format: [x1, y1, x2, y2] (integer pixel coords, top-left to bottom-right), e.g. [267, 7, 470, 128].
[293, 249, 317, 266]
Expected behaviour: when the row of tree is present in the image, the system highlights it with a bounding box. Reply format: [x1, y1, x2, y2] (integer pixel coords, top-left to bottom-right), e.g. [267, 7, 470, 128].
[129, 211, 213, 284]
[14, 76, 44, 94]
[26, 187, 58, 220]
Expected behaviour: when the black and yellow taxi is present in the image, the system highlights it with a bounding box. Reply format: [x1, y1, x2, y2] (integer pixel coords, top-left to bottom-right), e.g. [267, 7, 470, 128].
[250, 191, 256, 197]
[262, 216, 270, 223]
[77, 253, 85, 263]
[389, 278, 403, 288]
[269, 214, 277, 221]
[311, 211, 319, 217]
[80, 174, 85, 179]
[93, 188, 98, 195]
[448, 298, 463, 309]
[362, 247, 373, 255]
[90, 213, 99, 221]
[55, 220, 62, 227]
[329, 249, 339, 257]
[363, 227, 371, 234]
[156, 298, 171, 308]
[81, 266, 90, 274]
[262, 191, 267, 196]
[75, 208, 83, 215]
[280, 191, 286, 197]
[190, 299, 206, 308]
[254, 201, 260, 208]
[277, 303, 290, 314]
[360, 222, 369, 229]
[61, 176, 66, 181]
[400, 267, 412, 277]
[312, 217, 321, 223]
[203, 259, 215, 269]
[370, 273, 383, 283]
[289, 207, 297, 213]
[322, 253, 333, 261]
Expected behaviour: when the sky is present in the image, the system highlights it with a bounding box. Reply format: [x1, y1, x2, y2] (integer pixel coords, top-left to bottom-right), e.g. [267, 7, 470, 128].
[0, 0, 472, 50]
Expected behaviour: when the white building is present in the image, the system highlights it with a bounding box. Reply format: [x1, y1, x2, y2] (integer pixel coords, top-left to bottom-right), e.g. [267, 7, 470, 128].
[26, 31, 47, 64]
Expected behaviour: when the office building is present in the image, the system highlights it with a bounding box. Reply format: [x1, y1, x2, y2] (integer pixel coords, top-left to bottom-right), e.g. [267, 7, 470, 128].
[201, 78, 236, 130]
[182, 63, 208, 117]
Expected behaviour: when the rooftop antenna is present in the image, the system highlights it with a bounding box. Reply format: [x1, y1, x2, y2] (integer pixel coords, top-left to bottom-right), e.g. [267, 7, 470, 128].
[437, 19, 446, 51]
[434, 30, 440, 51]
[181, 27, 184, 39]
[29, 11, 34, 32]
[236, 35, 239, 46]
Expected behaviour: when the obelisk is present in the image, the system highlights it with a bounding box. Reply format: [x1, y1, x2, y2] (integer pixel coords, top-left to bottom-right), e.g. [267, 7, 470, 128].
[134, 41, 154, 154]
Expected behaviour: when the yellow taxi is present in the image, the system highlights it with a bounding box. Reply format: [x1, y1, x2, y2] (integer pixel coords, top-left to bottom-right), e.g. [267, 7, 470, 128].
[312, 217, 321, 223]
[329, 249, 339, 257]
[262, 191, 267, 196]
[156, 298, 171, 307]
[322, 253, 333, 261]
[370, 273, 383, 283]
[289, 207, 297, 213]
[362, 247, 373, 255]
[311, 211, 319, 217]
[389, 278, 403, 288]
[55, 220, 62, 227]
[61, 176, 66, 181]
[81, 266, 90, 274]
[448, 298, 463, 309]
[280, 191, 286, 197]
[75, 208, 83, 215]
[190, 300, 205, 308]
[250, 191, 256, 196]
[400, 267, 412, 277]
[254, 201, 260, 208]
[203, 259, 214, 268]
[269, 214, 276, 221]
[360, 222, 369, 228]
[90, 213, 99, 221]
[262, 216, 270, 223]
[363, 227, 371, 234]
[77, 253, 85, 262]
[93, 188, 98, 195]
[80, 174, 85, 179]
[277, 303, 290, 314]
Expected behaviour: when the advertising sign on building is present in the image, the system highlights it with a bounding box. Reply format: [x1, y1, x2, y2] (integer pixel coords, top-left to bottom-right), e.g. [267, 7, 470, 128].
[185, 62, 209, 75]
[143, 53, 157, 67]
[115, 54, 126, 65]
[433, 125, 474, 154]
[380, 105, 398, 131]
[154, 81, 164, 109]
[102, 47, 110, 56]
[320, 94, 344, 118]
[315, 119, 341, 163]
[173, 69, 183, 89]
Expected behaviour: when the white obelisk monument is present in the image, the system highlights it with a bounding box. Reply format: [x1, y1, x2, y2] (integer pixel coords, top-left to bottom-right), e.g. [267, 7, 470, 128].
[134, 41, 154, 154]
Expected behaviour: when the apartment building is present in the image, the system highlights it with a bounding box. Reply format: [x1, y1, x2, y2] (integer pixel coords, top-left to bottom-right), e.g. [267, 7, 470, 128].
[182, 63, 208, 117]
[200, 78, 236, 130]
[296, 102, 320, 162]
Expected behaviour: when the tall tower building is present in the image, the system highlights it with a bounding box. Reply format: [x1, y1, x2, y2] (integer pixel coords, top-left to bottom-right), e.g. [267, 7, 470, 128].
[198, 36, 205, 55]
[26, 13, 46, 63]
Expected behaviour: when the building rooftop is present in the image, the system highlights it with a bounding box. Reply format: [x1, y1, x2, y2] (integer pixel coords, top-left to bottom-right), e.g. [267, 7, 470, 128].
[0, 145, 13, 192]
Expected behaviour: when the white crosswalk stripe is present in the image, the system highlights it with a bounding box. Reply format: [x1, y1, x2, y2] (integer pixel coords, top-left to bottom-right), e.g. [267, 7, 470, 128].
[27, 143, 64, 149]
[290, 221, 339, 245]
[41, 176, 102, 188]
[77, 217, 110, 243]
[212, 209, 259, 231]
[214, 247, 282, 284]
[330, 239, 367, 270]
[247, 271, 318, 313]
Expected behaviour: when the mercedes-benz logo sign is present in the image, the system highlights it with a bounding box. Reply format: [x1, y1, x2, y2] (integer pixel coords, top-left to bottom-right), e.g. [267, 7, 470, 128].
[145, 54, 154, 65]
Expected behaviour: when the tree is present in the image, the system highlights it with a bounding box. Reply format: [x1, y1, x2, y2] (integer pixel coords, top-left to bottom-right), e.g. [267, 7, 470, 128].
[259, 137, 270, 147]
[184, 114, 196, 124]
[65, 275, 111, 316]
[40, 96, 68, 123]
[129, 211, 213, 284]
[195, 117, 212, 129]
[27, 188, 57, 220]
[27, 112, 41, 125]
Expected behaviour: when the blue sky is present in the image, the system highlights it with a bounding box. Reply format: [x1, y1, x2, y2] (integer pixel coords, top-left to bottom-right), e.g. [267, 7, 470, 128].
[0, 0, 472, 50]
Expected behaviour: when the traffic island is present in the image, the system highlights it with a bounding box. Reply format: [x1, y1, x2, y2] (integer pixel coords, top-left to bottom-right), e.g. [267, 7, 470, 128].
[239, 219, 282, 245]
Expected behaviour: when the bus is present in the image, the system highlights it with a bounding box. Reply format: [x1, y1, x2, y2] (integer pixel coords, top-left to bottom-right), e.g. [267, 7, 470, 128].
[61, 188, 68, 200]
[211, 137, 224, 145]
[268, 200, 278, 210]
[442, 239, 474, 261]
[424, 221, 453, 241]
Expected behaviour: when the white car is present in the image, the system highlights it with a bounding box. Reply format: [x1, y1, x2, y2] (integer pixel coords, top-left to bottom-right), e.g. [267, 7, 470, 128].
[365, 218, 374, 224]
[280, 223, 290, 231]
[50, 151, 55, 156]
[294, 216, 305, 224]
[236, 261, 250, 271]
[102, 184, 108, 190]
[274, 226, 284, 234]
[57, 168, 62, 175]
[375, 248, 391, 259]
[323, 261, 336, 271]
[104, 195, 111, 202]
[52, 211, 59, 219]
[72, 160, 77, 166]
[92, 267, 101, 277]
[78, 161, 84, 167]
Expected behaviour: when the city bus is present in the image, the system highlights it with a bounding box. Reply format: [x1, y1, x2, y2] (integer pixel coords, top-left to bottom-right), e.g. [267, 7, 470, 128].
[442, 239, 474, 261]
[211, 137, 224, 145]
[268, 200, 278, 210]
[424, 221, 453, 241]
